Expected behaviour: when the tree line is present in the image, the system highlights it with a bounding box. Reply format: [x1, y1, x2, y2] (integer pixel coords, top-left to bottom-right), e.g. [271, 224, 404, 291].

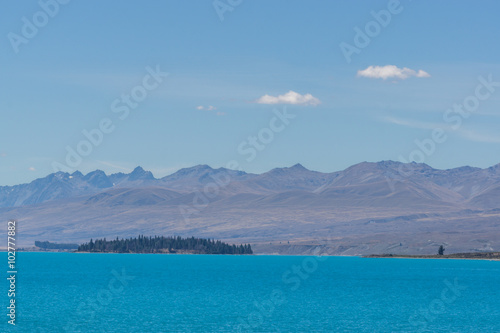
[77, 235, 253, 254]
[35, 241, 79, 250]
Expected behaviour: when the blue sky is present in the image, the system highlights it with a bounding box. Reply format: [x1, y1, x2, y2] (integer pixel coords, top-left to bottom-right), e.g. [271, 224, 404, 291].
[1, 0, 500, 185]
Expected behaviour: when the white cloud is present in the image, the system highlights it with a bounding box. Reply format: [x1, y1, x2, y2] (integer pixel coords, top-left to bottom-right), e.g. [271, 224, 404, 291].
[196, 105, 217, 111]
[458, 129, 500, 143]
[216, 112, 226, 116]
[29, 167, 36, 171]
[255, 90, 321, 106]
[382, 116, 441, 130]
[383, 116, 500, 143]
[357, 65, 430, 80]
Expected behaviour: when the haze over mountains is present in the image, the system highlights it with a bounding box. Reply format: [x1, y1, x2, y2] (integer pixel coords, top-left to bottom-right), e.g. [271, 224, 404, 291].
[1, 161, 500, 255]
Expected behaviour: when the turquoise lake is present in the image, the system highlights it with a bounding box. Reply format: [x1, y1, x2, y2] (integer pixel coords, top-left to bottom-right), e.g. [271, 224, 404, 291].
[3, 253, 500, 332]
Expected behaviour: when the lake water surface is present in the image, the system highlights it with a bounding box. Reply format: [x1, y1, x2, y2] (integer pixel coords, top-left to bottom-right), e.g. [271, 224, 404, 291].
[4, 253, 500, 332]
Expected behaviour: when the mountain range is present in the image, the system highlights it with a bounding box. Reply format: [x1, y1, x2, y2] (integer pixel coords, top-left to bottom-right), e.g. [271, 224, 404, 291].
[1, 161, 500, 255]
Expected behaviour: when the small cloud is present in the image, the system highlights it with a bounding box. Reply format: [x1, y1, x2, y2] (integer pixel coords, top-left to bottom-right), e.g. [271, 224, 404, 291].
[382, 116, 438, 130]
[357, 65, 430, 80]
[29, 167, 36, 171]
[383, 116, 500, 143]
[216, 112, 226, 116]
[457, 128, 500, 143]
[255, 90, 321, 106]
[0, 153, 6, 157]
[196, 105, 217, 111]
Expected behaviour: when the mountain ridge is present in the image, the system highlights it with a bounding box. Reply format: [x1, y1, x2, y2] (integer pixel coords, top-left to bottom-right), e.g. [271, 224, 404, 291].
[1, 160, 500, 254]
[2, 161, 500, 208]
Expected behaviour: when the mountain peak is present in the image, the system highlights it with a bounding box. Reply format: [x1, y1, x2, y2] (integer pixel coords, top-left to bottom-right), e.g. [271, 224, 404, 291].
[376, 160, 402, 168]
[83, 170, 112, 188]
[265, 163, 313, 176]
[172, 165, 213, 176]
[290, 163, 307, 171]
[192, 164, 213, 171]
[129, 166, 155, 181]
[489, 163, 500, 169]
[71, 171, 84, 178]
[84, 169, 106, 178]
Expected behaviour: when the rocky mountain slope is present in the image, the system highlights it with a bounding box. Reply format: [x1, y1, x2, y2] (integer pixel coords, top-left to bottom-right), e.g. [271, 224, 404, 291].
[1, 161, 499, 255]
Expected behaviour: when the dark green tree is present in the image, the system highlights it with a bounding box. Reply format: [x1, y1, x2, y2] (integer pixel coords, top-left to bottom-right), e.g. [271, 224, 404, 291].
[77, 235, 253, 255]
[438, 245, 445, 255]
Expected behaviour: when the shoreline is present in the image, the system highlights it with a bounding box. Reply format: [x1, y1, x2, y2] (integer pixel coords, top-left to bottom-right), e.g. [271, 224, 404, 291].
[365, 256, 500, 261]
[364, 252, 500, 261]
[3, 250, 499, 260]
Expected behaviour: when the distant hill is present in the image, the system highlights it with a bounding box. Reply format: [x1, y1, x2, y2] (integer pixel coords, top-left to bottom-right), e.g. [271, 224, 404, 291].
[1, 161, 500, 255]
